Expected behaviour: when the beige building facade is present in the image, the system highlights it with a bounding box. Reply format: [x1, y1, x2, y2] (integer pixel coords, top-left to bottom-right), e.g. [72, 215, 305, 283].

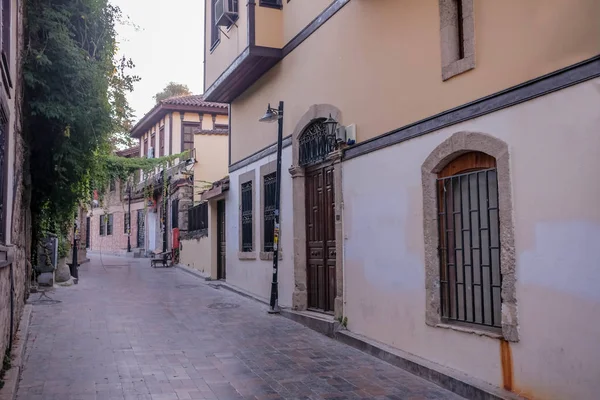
[204, 0, 600, 399]
[129, 95, 229, 256]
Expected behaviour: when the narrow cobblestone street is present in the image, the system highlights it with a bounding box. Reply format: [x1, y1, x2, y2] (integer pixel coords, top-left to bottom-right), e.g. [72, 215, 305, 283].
[16, 256, 464, 400]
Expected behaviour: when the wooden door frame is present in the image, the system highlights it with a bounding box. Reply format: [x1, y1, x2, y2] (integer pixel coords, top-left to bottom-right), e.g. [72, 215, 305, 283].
[289, 104, 345, 318]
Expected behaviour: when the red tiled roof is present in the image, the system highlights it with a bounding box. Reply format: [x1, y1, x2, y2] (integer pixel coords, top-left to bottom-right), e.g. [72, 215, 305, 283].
[116, 145, 140, 158]
[161, 95, 228, 109]
[130, 94, 228, 138]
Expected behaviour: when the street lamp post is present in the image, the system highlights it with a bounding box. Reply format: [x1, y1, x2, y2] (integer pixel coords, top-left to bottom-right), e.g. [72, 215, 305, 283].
[259, 101, 284, 314]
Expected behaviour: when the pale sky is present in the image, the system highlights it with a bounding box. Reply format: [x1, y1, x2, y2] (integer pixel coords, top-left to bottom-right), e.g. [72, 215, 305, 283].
[114, 0, 205, 123]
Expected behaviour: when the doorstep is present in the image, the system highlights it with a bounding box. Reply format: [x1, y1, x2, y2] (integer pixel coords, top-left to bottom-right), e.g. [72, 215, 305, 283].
[279, 309, 340, 338]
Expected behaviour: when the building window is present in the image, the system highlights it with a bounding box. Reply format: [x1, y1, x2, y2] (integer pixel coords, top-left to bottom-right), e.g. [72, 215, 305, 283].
[437, 152, 501, 328]
[150, 132, 156, 153]
[422, 131, 518, 342]
[1, 0, 12, 95]
[124, 212, 130, 234]
[182, 124, 197, 152]
[438, 0, 475, 81]
[159, 126, 165, 157]
[109, 180, 116, 192]
[263, 173, 276, 252]
[106, 214, 113, 236]
[211, 0, 240, 49]
[172, 199, 179, 229]
[188, 202, 208, 236]
[299, 119, 334, 167]
[143, 137, 148, 157]
[259, 0, 281, 9]
[241, 181, 253, 252]
[99, 215, 106, 236]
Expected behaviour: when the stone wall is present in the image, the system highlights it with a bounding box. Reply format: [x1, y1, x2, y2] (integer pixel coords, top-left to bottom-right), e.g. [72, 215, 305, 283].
[0, 0, 31, 368]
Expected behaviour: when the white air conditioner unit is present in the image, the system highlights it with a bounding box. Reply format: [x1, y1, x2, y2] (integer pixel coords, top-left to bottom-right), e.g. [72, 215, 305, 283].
[147, 146, 154, 159]
[215, 0, 238, 27]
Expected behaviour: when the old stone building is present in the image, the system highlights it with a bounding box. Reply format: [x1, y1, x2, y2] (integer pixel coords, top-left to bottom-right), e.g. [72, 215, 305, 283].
[0, 0, 31, 369]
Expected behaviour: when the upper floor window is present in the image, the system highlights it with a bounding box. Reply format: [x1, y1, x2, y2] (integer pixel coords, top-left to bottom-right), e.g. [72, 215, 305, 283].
[437, 152, 501, 329]
[438, 0, 475, 81]
[260, 0, 282, 9]
[211, 0, 239, 50]
[143, 137, 148, 158]
[159, 127, 165, 157]
[182, 124, 196, 152]
[1, 0, 13, 94]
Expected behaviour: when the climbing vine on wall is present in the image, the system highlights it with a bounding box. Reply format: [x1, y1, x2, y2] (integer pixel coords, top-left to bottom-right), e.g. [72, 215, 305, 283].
[23, 0, 140, 247]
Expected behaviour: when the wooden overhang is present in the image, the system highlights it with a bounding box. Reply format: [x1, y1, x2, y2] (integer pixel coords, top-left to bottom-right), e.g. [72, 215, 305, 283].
[203, 46, 282, 103]
[200, 177, 230, 202]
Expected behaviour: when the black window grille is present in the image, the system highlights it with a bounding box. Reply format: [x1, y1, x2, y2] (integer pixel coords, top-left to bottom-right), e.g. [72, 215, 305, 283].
[124, 212, 130, 234]
[172, 199, 179, 229]
[188, 202, 208, 235]
[106, 214, 114, 236]
[437, 168, 502, 329]
[99, 215, 105, 236]
[241, 181, 253, 252]
[263, 173, 276, 252]
[299, 119, 334, 167]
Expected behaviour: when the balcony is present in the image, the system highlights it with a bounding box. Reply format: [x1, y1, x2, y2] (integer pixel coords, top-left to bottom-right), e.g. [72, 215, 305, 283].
[204, 0, 283, 103]
[132, 149, 196, 198]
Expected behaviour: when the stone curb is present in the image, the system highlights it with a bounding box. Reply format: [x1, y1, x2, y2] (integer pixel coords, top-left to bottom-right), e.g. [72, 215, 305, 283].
[0, 304, 32, 400]
[173, 265, 272, 306]
[334, 330, 525, 400]
[174, 264, 212, 281]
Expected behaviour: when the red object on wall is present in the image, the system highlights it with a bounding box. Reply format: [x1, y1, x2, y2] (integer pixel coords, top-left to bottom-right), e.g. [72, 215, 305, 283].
[172, 228, 180, 249]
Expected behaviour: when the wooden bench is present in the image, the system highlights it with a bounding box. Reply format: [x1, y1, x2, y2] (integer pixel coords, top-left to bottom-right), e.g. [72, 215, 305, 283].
[150, 251, 173, 268]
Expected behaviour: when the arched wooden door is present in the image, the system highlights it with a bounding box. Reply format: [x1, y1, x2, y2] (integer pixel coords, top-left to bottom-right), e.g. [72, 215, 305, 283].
[300, 120, 336, 313]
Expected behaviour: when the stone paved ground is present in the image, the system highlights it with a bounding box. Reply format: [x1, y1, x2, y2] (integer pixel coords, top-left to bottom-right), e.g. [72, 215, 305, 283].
[16, 255, 464, 400]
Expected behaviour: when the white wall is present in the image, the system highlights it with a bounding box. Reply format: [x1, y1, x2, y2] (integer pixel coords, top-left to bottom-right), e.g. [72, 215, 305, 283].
[342, 78, 600, 400]
[180, 237, 211, 275]
[226, 146, 294, 306]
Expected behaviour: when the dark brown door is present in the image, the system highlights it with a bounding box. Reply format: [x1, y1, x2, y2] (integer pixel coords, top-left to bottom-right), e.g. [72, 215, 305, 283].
[217, 200, 226, 280]
[306, 165, 336, 312]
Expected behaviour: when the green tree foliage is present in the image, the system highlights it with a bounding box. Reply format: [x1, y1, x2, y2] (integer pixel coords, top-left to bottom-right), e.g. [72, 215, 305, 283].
[153, 82, 191, 103]
[23, 0, 140, 242]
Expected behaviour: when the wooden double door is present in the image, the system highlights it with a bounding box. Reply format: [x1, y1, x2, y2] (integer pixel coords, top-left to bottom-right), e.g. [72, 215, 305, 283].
[305, 164, 336, 313]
